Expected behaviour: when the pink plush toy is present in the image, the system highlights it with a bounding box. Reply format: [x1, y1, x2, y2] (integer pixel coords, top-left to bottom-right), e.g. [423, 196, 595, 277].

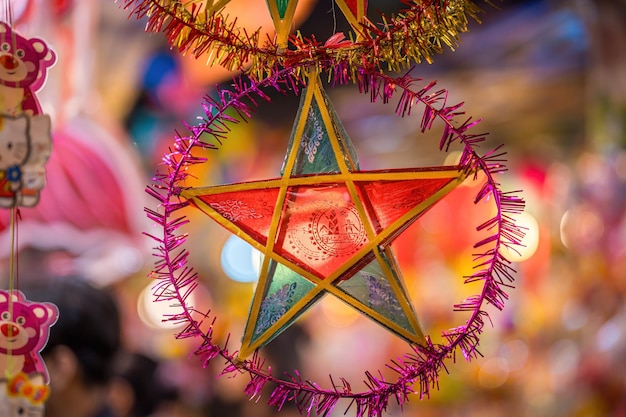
[0, 290, 58, 382]
[0, 22, 56, 115]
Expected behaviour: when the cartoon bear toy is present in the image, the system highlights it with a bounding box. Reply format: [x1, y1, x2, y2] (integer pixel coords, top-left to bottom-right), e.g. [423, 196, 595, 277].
[0, 290, 58, 383]
[0, 22, 56, 115]
[0, 23, 55, 207]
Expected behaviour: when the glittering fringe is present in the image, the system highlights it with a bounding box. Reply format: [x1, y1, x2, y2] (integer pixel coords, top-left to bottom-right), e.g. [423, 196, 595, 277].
[143, 57, 524, 416]
[121, 0, 486, 81]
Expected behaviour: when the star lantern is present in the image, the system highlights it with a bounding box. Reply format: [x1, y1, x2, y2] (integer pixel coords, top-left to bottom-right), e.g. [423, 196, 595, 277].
[182, 71, 469, 359]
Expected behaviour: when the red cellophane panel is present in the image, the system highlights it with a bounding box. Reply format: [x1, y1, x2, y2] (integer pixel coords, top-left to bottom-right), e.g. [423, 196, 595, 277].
[344, 0, 367, 17]
[274, 184, 369, 279]
[192, 188, 279, 247]
[356, 178, 455, 234]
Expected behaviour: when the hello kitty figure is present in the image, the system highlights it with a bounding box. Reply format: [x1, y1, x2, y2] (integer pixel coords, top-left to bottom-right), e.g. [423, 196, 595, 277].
[17, 114, 52, 207]
[0, 373, 47, 417]
[0, 114, 52, 207]
[0, 290, 58, 383]
[0, 22, 55, 115]
[0, 23, 55, 208]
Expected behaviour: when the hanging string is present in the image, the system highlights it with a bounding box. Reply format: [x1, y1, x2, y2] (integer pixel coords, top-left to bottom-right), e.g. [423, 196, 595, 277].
[2, 0, 22, 296]
[0, 0, 23, 113]
[2, 0, 13, 27]
[9, 207, 20, 290]
[330, 1, 337, 39]
[2, 0, 18, 378]
[2, 0, 10, 25]
[5, 206, 18, 378]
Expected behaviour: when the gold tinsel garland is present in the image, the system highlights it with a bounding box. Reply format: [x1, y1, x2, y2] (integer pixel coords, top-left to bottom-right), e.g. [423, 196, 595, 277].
[124, 0, 485, 81]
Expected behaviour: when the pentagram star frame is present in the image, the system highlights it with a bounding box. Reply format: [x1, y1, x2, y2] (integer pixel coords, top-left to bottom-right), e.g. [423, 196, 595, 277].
[181, 71, 473, 359]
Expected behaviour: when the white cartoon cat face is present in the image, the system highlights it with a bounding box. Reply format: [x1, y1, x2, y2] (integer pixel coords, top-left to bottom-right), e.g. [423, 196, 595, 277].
[0, 379, 45, 417]
[0, 117, 29, 169]
[3, 395, 44, 417]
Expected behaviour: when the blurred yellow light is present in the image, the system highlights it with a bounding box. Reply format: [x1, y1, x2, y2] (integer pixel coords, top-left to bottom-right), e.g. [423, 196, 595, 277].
[320, 296, 359, 327]
[137, 283, 195, 329]
[444, 150, 462, 166]
[559, 206, 604, 250]
[478, 357, 509, 389]
[501, 339, 529, 372]
[499, 211, 539, 262]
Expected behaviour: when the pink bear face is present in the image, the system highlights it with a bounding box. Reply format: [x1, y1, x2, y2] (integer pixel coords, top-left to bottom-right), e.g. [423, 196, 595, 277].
[0, 291, 57, 356]
[0, 22, 55, 91]
[0, 305, 43, 354]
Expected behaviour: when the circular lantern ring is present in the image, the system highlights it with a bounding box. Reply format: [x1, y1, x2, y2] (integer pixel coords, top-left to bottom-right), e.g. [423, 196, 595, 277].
[146, 64, 524, 417]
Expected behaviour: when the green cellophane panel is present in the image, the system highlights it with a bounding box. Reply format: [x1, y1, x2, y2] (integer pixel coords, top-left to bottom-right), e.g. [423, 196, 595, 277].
[281, 85, 359, 176]
[250, 262, 318, 344]
[267, 0, 291, 19]
[337, 251, 423, 341]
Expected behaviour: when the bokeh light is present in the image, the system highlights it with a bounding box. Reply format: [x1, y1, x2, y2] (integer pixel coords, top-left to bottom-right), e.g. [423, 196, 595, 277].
[499, 211, 540, 262]
[137, 282, 196, 329]
[478, 357, 510, 389]
[560, 205, 605, 252]
[220, 235, 261, 283]
[320, 295, 360, 327]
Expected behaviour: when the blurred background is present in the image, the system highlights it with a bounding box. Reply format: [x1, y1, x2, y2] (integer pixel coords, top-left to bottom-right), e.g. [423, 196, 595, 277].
[1, 0, 625, 416]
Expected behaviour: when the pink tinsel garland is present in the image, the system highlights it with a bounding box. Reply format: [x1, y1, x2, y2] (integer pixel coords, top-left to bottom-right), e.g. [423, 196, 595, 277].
[144, 63, 524, 417]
